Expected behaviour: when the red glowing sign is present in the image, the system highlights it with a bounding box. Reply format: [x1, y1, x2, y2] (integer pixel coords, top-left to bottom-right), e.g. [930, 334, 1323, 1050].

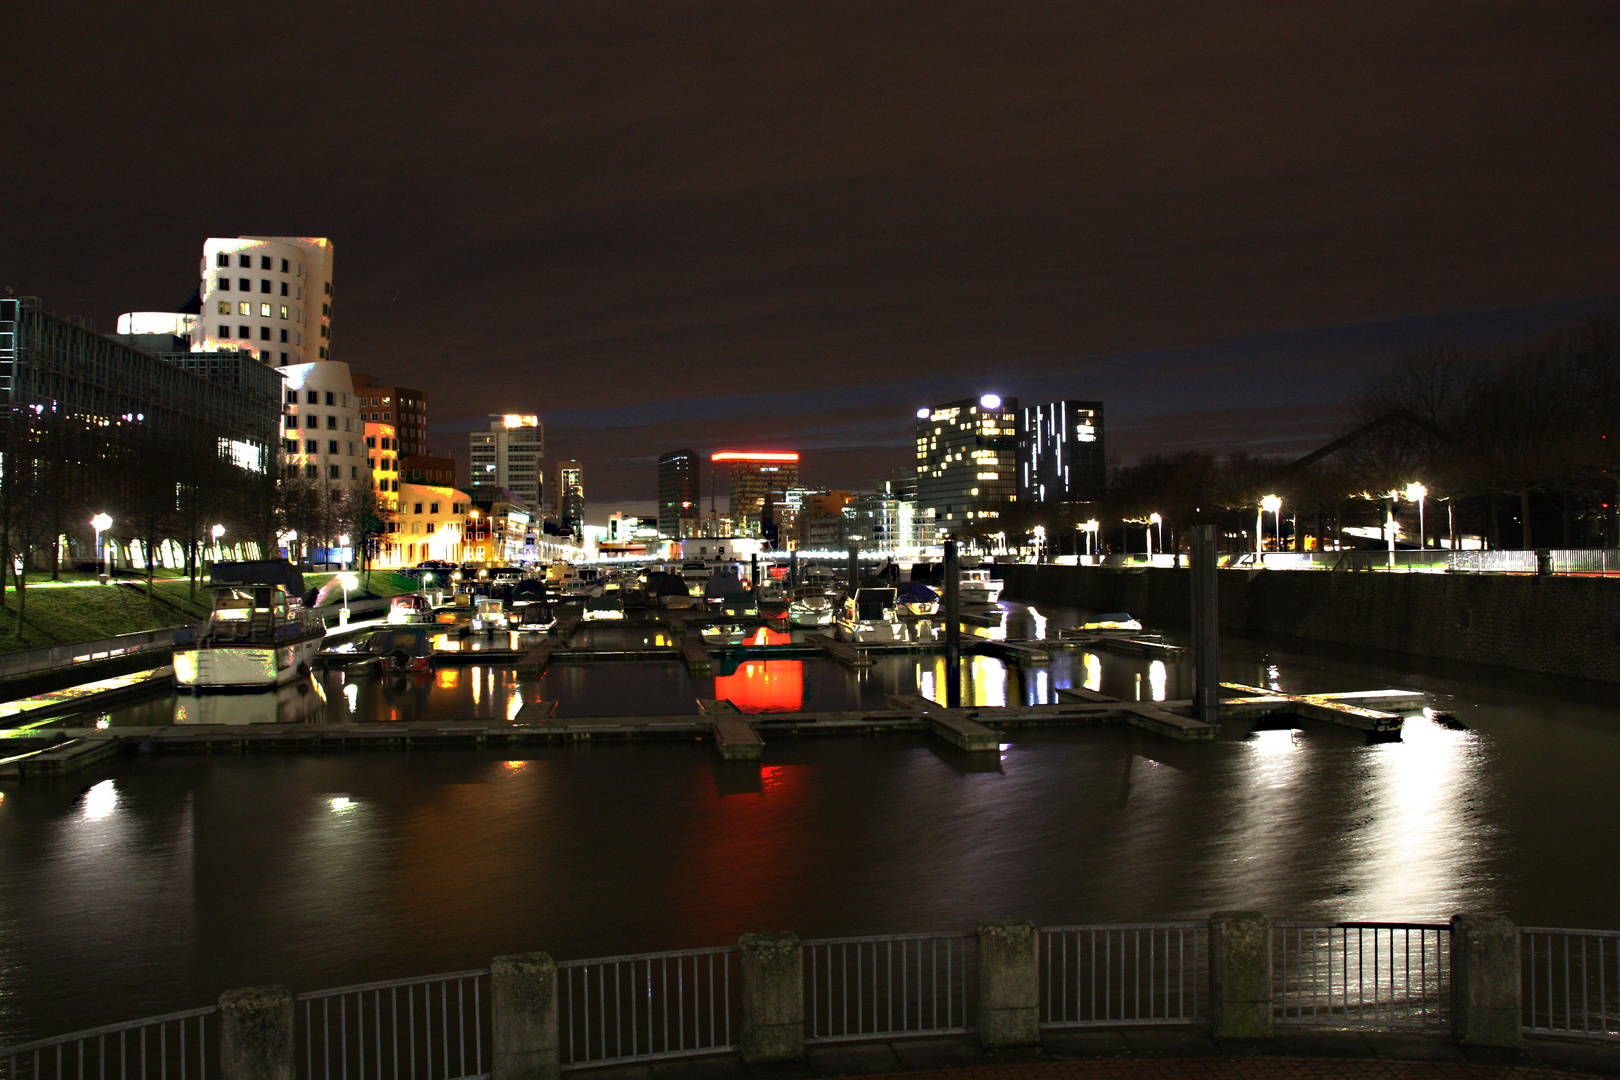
[711, 452, 800, 462]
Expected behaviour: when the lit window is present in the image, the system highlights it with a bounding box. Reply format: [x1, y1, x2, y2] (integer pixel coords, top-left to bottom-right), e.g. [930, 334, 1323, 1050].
[278, 305, 288, 319]
[260, 303, 271, 317]
[237, 301, 250, 316]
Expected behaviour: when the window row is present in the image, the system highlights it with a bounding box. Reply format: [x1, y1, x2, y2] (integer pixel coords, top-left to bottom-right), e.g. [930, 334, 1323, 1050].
[367, 457, 397, 471]
[284, 415, 357, 433]
[363, 435, 397, 450]
[284, 389, 350, 406]
[219, 324, 302, 344]
[218, 301, 304, 321]
[215, 253, 305, 276]
[214, 276, 303, 299]
[301, 463, 361, 480]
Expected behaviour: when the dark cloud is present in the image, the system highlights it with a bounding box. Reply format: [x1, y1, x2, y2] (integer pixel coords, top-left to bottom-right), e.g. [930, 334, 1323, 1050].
[5, 1, 1618, 510]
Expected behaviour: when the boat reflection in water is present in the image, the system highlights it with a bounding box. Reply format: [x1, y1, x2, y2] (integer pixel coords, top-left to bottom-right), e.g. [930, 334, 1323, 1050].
[172, 678, 329, 725]
[713, 627, 803, 713]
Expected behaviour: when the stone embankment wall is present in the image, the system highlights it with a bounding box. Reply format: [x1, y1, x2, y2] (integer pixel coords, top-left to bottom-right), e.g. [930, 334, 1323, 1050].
[999, 564, 1620, 684]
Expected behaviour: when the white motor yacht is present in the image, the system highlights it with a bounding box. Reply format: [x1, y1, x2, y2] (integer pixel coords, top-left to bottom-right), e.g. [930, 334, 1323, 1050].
[173, 561, 325, 691]
[957, 567, 1004, 605]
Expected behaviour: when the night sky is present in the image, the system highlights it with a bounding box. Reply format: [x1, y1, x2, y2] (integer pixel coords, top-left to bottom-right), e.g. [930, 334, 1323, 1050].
[6, 2, 1618, 517]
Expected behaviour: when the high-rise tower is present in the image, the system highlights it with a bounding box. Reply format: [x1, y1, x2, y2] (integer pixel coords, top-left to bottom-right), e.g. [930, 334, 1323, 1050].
[915, 394, 1018, 535]
[469, 414, 544, 508]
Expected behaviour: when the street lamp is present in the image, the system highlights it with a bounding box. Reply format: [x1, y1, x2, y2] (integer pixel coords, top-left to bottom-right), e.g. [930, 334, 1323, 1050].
[338, 533, 351, 570]
[210, 523, 224, 560]
[1261, 495, 1282, 553]
[1404, 482, 1427, 551]
[91, 513, 112, 579]
[336, 571, 359, 624]
[1031, 524, 1045, 563]
[1083, 519, 1099, 562]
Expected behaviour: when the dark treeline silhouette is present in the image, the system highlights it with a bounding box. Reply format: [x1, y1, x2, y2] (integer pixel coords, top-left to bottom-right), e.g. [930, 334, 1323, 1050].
[955, 316, 1620, 556]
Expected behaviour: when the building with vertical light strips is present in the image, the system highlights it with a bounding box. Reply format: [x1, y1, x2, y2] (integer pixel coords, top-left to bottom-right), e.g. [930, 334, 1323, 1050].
[1018, 400, 1105, 507]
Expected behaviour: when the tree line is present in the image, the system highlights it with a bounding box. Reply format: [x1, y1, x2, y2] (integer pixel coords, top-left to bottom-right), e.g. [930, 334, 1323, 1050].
[0, 408, 388, 635]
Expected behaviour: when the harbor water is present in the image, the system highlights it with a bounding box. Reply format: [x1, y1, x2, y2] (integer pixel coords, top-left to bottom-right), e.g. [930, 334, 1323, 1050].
[0, 601, 1617, 1045]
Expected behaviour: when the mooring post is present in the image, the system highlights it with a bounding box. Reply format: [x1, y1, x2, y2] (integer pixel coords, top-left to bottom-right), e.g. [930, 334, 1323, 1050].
[944, 539, 961, 708]
[750, 552, 759, 588]
[788, 549, 798, 587]
[846, 544, 859, 598]
[1190, 523, 1220, 725]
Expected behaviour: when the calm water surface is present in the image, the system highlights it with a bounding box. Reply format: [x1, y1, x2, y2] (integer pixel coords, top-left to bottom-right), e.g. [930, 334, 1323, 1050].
[1, 602, 1617, 1044]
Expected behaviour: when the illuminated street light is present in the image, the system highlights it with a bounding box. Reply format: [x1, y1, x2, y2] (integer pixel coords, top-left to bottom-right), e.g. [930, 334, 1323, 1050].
[91, 513, 113, 580]
[336, 571, 359, 620]
[1032, 524, 1046, 563]
[1261, 494, 1282, 552]
[1405, 482, 1428, 551]
[1083, 519, 1099, 561]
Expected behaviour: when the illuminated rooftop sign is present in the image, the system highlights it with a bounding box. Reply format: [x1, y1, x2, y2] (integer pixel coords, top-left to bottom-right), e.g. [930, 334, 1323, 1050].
[503, 414, 539, 428]
[711, 452, 800, 462]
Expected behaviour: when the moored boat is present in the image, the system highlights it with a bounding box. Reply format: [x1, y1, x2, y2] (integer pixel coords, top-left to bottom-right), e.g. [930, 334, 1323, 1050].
[174, 561, 325, 691]
[1081, 612, 1143, 636]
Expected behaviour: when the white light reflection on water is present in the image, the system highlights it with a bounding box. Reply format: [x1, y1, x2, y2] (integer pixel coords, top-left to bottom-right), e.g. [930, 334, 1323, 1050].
[343, 682, 359, 715]
[1029, 607, 1047, 641]
[969, 656, 1006, 706]
[1343, 715, 1490, 919]
[507, 689, 524, 721]
[82, 780, 117, 821]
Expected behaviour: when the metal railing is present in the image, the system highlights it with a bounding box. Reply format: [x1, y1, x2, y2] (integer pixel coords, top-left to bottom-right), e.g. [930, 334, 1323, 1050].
[557, 947, 738, 1069]
[1273, 923, 1449, 1028]
[296, 970, 489, 1080]
[1522, 928, 1620, 1040]
[0, 629, 177, 681]
[802, 933, 974, 1044]
[0, 1006, 216, 1080]
[1038, 923, 1206, 1028]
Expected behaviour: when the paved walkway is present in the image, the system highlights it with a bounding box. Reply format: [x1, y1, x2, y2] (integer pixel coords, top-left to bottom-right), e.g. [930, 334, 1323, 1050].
[576, 1030, 1620, 1080]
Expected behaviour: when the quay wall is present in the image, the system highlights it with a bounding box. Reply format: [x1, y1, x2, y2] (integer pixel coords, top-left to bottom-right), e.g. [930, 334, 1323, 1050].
[998, 565, 1620, 684]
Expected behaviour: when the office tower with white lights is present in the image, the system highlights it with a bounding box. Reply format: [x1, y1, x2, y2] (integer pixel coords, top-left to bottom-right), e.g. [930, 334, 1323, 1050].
[915, 394, 1019, 535]
[470, 414, 544, 507]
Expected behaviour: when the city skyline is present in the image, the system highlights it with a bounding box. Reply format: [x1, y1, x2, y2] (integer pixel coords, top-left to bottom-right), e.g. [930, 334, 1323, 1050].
[5, 2, 1617, 508]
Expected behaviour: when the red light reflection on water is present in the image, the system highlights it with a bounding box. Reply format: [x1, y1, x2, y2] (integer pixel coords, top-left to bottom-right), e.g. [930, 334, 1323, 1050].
[714, 659, 802, 712]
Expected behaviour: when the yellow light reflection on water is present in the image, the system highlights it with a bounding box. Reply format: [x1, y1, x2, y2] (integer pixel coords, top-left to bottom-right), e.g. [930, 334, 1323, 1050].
[969, 656, 1005, 707]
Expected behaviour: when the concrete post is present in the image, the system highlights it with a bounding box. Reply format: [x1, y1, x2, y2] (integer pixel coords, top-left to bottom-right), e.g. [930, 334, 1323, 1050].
[1209, 911, 1272, 1040]
[944, 540, 961, 708]
[977, 918, 1040, 1048]
[1189, 524, 1220, 725]
[847, 545, 859, 598]
[739, 932, 803, 1064]
[1451, 915, 1524, 1049]
[788, 550, 798, 587]
[492, 952, 559, 1080]
[219, 986, 294, 1080]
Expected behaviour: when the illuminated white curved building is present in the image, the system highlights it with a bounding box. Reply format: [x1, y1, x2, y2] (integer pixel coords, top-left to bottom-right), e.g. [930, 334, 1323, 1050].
[281, 362, 367, 487]
[197, 237, 334, 367]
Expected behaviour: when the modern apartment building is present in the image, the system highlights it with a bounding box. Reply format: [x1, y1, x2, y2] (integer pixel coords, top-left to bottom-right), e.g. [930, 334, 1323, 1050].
[195, 237, 334, 367]
[1018, 400, 1105, 506]
[714, 452, 800, 536]
[364, 421, 401, 512]
[657, 449, 699, 537]
[393, 484, 471, 566]
[915, 394, 1018, 535]
[400, 456, 457, 487]
[352, 373, 429, 458]
[469, 414, 543, 507]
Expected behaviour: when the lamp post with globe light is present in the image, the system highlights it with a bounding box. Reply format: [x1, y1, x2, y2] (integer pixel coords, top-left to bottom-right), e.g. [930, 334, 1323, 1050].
[1083, 519, 1099, 562]
[1405, 482, 1427, 551]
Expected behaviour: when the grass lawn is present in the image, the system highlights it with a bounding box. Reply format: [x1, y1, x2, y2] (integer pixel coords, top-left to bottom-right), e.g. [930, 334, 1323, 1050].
[0, 566, 430, 655]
